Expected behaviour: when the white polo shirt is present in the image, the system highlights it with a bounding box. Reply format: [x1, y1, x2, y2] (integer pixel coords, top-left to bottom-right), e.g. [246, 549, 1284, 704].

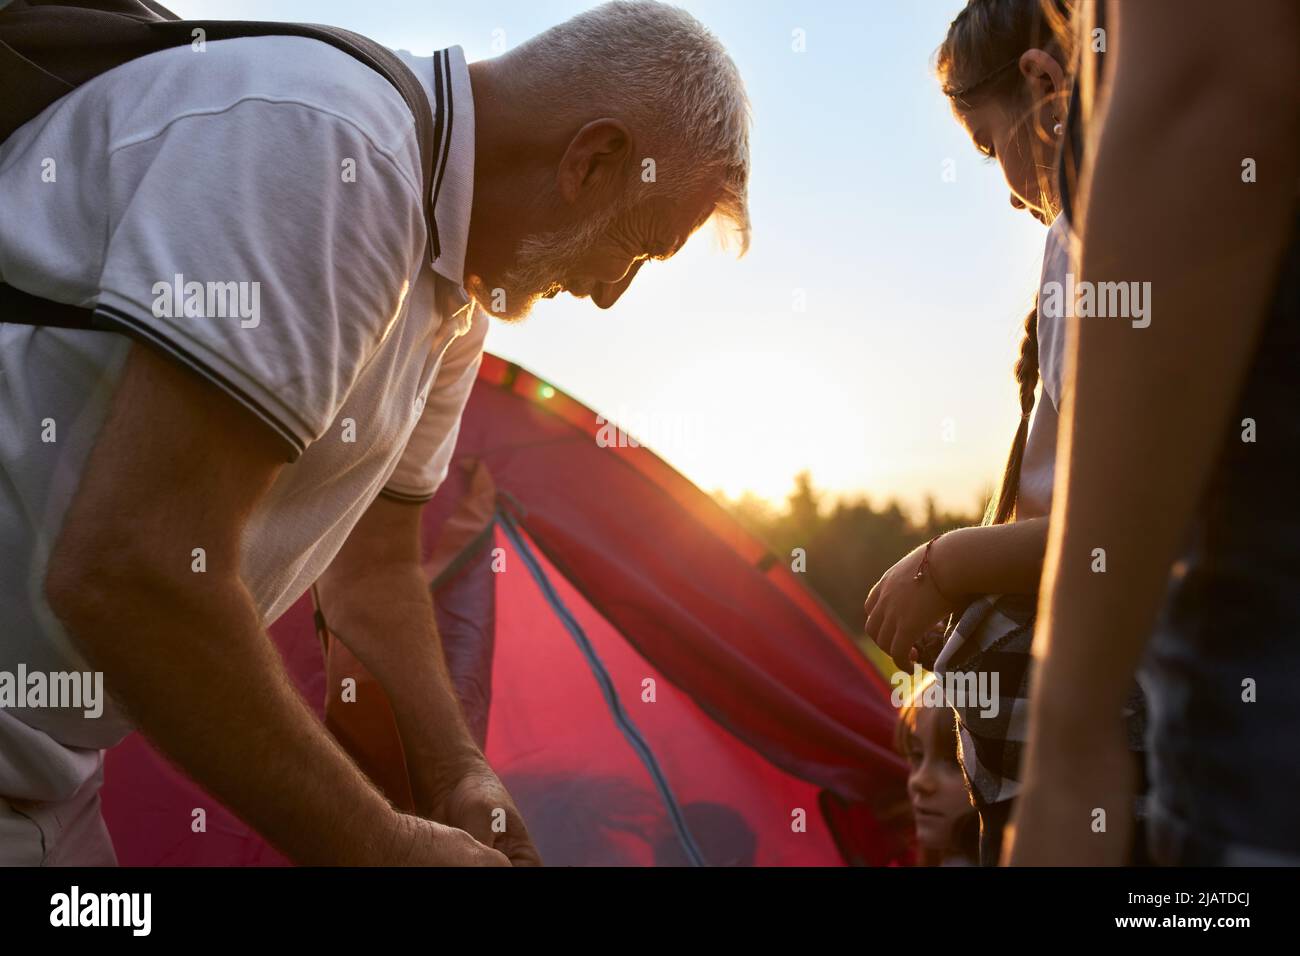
[0, 37, 485, 801]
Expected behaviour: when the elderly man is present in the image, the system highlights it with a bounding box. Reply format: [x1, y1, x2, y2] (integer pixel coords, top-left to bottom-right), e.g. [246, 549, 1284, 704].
[0, 1, 750, 865]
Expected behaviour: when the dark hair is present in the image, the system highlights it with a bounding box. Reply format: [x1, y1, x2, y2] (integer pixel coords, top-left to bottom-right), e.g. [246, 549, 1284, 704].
[937, 0, 1075, 98]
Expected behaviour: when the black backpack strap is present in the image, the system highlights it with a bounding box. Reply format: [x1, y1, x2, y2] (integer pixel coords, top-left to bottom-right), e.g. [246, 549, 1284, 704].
[0, 284, 98, 329]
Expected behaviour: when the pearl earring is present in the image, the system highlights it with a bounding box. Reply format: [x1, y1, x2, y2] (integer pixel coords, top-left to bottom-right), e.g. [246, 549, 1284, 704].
[1052, 120, 1064, 137]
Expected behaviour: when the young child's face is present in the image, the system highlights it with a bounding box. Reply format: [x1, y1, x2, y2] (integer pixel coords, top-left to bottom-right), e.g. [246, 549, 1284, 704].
[903, 706, 974, 853]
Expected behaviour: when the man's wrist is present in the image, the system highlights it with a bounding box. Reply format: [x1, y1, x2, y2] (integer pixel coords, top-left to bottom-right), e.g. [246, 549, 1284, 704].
[404, 735, 488, 814]
[400, 713, 484, 772]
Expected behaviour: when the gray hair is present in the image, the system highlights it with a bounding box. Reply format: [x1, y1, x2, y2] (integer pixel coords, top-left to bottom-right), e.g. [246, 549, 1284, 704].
[506, 1, 751, 253]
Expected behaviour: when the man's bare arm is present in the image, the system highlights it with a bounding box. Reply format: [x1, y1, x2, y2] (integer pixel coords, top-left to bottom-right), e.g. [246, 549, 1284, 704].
[317, 496, 542, 865]
[1008, 0, 1299, 864]
[316, 496, 481, 807]
[45, 345, 506, 866]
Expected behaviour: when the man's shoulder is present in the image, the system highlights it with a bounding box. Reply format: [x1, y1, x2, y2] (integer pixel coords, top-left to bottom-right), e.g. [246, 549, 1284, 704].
[99, 34, 418, 157]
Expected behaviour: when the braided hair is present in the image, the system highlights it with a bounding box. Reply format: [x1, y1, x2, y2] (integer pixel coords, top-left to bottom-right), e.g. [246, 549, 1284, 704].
[985, 300, 1040, 526]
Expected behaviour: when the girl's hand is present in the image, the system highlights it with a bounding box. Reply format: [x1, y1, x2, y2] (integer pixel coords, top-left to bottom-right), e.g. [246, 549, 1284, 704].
[863, 540, 958, 668]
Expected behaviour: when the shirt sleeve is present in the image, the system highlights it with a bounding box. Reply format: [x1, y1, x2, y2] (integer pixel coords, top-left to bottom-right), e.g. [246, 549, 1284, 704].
[381, 306, 488, 503]
[1036, 215, 1074, 412]
[94, 97, 426, 461]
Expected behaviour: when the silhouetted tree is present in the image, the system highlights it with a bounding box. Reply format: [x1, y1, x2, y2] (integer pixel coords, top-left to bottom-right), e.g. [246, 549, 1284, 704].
[716, 477, 982, 638]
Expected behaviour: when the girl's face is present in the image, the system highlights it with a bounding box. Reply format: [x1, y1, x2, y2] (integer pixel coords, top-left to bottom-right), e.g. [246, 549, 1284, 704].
[903, 707, 974, 853]
[952, 49, 1067, 225]
[957, 99, 1054, 224]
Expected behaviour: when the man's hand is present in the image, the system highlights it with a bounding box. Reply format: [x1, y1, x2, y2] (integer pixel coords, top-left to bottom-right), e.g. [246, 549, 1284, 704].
[429, 758, 543, 867]
[386, 813, 511, 867]
[318, 496, 542, 866]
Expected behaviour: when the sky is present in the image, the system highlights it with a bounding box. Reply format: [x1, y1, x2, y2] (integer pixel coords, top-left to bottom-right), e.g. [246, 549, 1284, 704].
[171, 0, 1050, 514]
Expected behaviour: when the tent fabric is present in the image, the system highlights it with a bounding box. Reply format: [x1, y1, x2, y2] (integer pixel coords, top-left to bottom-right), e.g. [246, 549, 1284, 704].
[498, 512, 707, 866]
[481, 520, 848, 865]
[100, 353, 910, 866]
[432, 356, 904, 799]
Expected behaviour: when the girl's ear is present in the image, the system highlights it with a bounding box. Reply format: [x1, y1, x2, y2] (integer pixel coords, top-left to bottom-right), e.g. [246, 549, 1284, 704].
[1018, 49, 1067, 103]
[1018, 48, 1068, 136]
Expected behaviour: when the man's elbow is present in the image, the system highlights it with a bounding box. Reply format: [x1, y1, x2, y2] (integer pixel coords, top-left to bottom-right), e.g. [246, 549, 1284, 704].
[44, 532, 192, 646]
[45, 534, 111, 625]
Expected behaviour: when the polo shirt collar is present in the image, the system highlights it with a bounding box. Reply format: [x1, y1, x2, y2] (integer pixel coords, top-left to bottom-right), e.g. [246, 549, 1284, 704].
[394, 45, 475, 287]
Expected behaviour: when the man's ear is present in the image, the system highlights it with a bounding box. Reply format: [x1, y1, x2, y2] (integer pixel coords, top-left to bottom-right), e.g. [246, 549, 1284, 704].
[556, 118, 631, 205]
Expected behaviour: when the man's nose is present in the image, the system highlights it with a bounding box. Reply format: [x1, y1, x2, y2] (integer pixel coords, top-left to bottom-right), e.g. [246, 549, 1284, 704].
[592, 259, 645, 310]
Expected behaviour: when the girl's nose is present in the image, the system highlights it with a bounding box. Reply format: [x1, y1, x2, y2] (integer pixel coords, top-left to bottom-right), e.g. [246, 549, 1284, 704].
[1010, 193, 1026, 210]
[909, 769, 936, 795]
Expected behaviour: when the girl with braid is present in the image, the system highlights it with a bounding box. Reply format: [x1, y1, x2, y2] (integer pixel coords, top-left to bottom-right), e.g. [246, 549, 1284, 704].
[864, 0, 1148, 865]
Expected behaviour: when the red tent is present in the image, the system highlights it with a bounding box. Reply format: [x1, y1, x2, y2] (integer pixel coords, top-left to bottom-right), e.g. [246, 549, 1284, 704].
[102, 354, 909, 865]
